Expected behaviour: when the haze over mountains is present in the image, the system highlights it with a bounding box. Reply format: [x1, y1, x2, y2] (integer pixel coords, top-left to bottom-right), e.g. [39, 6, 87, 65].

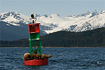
[0, 10, 105, 40]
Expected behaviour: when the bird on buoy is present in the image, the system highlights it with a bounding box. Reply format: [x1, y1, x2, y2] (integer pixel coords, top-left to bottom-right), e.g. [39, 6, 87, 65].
[31, 14, 35, 24]
[30, 14, 37, 24]
[31, 14, 34, 19]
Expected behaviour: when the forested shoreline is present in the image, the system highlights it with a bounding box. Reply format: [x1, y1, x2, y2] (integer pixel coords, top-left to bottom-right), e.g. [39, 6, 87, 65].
[0, 28, 105, 47]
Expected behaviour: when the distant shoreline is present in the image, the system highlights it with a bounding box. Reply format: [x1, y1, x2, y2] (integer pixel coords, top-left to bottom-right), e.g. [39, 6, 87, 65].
[0, 47, 105, 48]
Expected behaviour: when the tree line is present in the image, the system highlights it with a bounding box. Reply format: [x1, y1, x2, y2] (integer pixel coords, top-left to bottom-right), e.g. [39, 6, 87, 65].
[0, 27, 105, 47]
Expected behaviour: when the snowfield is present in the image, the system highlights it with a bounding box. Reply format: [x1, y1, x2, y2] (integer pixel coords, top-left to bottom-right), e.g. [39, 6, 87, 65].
[0, 10, 105, 34]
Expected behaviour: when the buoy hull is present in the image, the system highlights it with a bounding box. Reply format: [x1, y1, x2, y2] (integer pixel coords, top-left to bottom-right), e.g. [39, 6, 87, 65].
[24, 58, 48, 66]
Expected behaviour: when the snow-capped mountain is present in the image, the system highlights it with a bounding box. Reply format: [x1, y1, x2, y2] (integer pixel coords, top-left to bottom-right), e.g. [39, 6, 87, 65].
[0, 10, 105, 40]
[0, 11, 46, 40]
[38, 10, 105, 33]
[0, 11, 29, 26]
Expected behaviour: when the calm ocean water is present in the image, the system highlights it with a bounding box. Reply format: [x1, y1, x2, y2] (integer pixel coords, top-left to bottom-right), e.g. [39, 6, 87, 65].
[0, 47, 105, 70]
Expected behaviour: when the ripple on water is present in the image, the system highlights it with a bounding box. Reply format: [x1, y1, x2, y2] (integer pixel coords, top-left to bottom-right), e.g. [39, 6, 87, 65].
[0, 48, 105, 70]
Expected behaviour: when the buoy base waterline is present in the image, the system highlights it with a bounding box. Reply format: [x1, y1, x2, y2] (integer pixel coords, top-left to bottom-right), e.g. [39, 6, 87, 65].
[24, 57, 48, 66]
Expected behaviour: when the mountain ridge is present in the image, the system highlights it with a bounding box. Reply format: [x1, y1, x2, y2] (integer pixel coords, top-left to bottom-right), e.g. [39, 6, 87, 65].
[0, 10, 105, 40]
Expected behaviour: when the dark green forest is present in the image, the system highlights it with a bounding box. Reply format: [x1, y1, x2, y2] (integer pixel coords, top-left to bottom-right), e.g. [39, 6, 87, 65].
[0, 27, 105, 47]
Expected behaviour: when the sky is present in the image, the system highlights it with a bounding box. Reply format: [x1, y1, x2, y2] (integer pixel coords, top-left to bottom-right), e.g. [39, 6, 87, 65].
[0, 0, 105, 17]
